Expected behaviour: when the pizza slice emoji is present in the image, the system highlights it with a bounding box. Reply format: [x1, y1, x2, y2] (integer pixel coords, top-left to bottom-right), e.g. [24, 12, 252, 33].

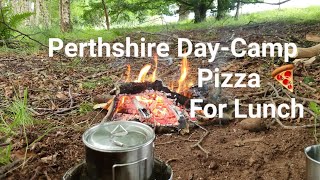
[271, 64, 294, 92]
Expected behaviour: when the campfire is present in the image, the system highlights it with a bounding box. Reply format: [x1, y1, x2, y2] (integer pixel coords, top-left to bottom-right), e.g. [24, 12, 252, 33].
[95, 55, 197, 133]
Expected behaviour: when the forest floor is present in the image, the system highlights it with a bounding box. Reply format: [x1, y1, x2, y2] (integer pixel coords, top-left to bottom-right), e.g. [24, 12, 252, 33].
[1, 21, 320, 179]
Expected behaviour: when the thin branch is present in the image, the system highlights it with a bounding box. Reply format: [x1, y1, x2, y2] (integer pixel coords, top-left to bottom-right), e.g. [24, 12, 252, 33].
[190, 122, 210, 158]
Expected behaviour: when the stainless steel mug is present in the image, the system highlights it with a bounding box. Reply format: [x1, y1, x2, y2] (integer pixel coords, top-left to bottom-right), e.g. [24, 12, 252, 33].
[305, 145, 320, 180]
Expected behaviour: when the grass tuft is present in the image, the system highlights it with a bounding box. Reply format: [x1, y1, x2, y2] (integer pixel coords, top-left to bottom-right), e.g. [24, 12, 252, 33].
[0, 144, 12, 165]
[0, 89, 34, 165]
[8, 89, 34, 127]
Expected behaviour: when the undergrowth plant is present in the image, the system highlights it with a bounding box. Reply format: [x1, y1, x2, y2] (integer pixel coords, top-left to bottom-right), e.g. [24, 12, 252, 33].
[309, 102, 320, 143]
[0, 6, 33, 41]
[0, 144, 12, 165]
[8, 89, 34, 128]
[0, 89, 34, 165]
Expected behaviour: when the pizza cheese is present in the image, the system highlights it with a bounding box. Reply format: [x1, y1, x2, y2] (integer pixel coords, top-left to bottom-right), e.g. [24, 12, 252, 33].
[271, 64, 294, 92]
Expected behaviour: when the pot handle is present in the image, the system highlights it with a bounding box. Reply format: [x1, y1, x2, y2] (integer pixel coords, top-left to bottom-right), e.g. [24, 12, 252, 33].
[111, 125, 128, 136]
[112, 158, 147, 180]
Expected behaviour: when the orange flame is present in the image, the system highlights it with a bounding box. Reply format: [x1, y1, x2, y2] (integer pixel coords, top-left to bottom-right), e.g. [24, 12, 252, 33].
[116, 96, 127, 112]
[177, 56, 188, 93]
[135, 64, 151, 82]
[125, 65, 131, 82]
[151, 54, 158, 82]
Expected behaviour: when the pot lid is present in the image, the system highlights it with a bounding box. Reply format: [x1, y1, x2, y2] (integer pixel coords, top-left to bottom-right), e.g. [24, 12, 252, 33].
[83, 121, 155, 152]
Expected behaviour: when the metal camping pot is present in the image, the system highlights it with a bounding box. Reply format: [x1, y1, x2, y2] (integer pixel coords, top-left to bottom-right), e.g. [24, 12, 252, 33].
[83, 121, 155, 180]
[305, 145, 320, 180]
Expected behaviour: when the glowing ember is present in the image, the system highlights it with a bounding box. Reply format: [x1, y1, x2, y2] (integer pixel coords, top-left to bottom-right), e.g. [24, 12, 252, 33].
[113, 91, 183, 126]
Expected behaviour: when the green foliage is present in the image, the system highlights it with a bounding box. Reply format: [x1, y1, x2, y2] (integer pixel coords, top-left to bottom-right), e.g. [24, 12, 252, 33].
[81, 0, 172, 26]
[8, 89, 34, 128]
[82, 76, 112, 89]
[0, 111, 11, 134]
[0, 144, 12, 165]
[0, 89, 34, 165]
[0, 89, 34, 134]
[303, 76, 315, 84]
[79, 102, 94, 115]
[310, 102, 320, 117]
[0, 6, 33, 40]
[309, 102, 320, 143]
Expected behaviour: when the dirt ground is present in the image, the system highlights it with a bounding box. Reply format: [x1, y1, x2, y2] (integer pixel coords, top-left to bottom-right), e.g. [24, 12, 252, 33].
[0, 21, 320, 179]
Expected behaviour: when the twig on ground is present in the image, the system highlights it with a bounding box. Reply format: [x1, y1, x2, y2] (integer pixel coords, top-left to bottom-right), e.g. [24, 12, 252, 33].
[0, 142, 10, 147]
[299, 81, 317, 92]
[270, 98, 320, 129]
[267, 82, 279, 97]
[54, 105, 79, 115]
[0, 159, 22, 178]
[284, 89, 320, 104]
[68, 86, 74, 108]
[190, 122, 210, 158]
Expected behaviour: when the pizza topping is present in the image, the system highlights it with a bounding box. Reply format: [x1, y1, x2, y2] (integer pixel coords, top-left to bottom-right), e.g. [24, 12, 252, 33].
[283, 79, 289, 85]
[276, 74, 283, 80]
[284, 71, 291, 77]
[288, 84, 293, 89]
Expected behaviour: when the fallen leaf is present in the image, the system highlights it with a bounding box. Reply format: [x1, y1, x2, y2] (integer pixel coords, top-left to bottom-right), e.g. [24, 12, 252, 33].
[41, 153, 58, 164]
[56, 92, 68, 100]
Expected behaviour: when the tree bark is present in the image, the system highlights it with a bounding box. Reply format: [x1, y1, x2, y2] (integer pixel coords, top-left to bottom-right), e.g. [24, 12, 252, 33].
[34, 0, 49, 27]
[101, 0, 110, 30]
[194, 3, 207, 23]
[216, 0, 224, 20]
[59, 0, 72, 32]
[234, 0, 241, 20]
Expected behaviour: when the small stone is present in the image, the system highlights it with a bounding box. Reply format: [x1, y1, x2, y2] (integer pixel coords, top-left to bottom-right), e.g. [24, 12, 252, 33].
[239, 118, 267, 132]
[209, 161, 218, 170]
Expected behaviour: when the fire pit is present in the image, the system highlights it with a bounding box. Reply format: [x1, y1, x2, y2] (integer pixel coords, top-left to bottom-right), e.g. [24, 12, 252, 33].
[95, 56, 198, 134]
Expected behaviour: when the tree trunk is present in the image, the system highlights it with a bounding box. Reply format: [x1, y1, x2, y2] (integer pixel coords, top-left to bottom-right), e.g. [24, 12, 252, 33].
[34, 0, 49, 27]
[216, 0, 224, 20]
[234, 0, 241, 20]
[194, 3, 207, 23]
[178, 4, 189, 21]
[59, 0, 72, 32]
[101, 0, 110, 30]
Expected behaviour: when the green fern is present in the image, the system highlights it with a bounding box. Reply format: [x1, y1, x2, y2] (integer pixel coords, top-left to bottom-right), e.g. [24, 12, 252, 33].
[0, 6, 33, 40]
[9, 12, 34, 28]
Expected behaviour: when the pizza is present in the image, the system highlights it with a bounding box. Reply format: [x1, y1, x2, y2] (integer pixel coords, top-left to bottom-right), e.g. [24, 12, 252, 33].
[271, 64, 294, 92]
